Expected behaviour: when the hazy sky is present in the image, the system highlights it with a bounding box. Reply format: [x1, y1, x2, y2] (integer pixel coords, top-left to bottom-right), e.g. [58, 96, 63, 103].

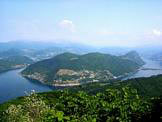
[1, 0, 162, 47]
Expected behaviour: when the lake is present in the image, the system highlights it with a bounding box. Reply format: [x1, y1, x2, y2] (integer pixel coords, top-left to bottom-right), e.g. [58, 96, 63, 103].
[0, 58, 162, 103]
[123, 58, 162, 80]
[0, 69, 58, 104]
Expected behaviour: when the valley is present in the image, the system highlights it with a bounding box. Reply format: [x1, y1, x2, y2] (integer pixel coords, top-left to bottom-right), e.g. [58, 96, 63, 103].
[0, 53, 162, 104]
[1, 1, 162, 121]
[0, 43, 162, 122]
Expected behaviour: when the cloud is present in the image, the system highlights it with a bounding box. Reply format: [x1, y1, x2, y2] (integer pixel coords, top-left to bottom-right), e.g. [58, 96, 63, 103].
[58, 19, 76, 32]
[152, 29, 162, 36]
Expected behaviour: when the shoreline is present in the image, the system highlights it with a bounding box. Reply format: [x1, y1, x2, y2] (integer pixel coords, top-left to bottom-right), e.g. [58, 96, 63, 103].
[0, 67, 25, 74]
[20, 62, 146, 87]
[21, 71, 138, 87]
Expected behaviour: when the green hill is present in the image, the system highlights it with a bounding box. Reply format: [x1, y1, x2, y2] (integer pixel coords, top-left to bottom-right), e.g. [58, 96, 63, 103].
[0, 56, 34, 73]
[1, 75, 162, 122]
[22, 52, 144, 85]
[120, 51, 145, 66]
[70, 75, 162, 97]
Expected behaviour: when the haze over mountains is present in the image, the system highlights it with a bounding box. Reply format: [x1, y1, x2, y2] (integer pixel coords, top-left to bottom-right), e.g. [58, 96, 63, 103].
[151, 52, 162, 61]
[0, 56, 34, 73]
[1, 0, 162, 121]
[0, 41, 162, 60]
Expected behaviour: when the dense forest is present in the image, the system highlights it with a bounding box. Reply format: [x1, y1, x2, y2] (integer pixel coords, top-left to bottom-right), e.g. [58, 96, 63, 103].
[70, 75, 162, 97]
[0, 75, 162, 122]
[22, 51, 144, 84]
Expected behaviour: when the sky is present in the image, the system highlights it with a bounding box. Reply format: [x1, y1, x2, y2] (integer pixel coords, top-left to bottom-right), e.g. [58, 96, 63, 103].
[0, 0, 162, 47]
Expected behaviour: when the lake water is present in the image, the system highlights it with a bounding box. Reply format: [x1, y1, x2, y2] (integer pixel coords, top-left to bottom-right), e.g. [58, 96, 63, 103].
[0, 58, 162, 103]
[0, 69, 57, 103]
[123, 58, 162, 80]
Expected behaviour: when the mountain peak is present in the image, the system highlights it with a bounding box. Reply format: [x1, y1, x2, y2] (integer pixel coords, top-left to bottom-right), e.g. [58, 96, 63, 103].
[121, 51, 145, 65]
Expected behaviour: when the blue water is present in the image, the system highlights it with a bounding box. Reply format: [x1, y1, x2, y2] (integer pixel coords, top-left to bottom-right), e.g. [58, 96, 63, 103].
[0, 69, 57, 103]
[0, 58, 162, 103]
[123, 58, 162, 80]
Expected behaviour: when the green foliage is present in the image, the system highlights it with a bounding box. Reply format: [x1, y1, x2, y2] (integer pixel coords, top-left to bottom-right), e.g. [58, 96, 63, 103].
[120, 51, 145, 66]
[0, 56, 33, 73]
[124, 75, 162, 97]
[70, 75, 162, 98]
[22, 52, 143, 83]
[1, 74, 162, 121]
[2, 91, 69, 122]
[1, 87, 151, 122]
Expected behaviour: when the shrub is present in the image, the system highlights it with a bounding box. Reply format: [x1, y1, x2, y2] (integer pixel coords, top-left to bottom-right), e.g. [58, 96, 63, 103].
[2, 87, 150, 122]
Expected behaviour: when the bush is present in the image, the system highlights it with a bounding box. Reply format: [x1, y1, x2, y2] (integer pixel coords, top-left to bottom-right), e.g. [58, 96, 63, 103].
[2, 87, 151, 122]
[3, 91, 69, 122]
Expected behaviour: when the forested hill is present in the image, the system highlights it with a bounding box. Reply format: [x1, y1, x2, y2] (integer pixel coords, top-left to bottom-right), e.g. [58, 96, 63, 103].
[22, 51, 144, 85]
[1, 74, 162, 121]
[0, 56, 34, 73]
[70, 74, 162, 97]
[120, 51, 145, 66]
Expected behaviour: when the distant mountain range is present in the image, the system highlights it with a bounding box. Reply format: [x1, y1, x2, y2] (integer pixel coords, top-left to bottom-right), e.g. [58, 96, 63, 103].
[21, 51, 144, 86]
[0, 41, 97, 61]
[1, 41, 162, 60]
